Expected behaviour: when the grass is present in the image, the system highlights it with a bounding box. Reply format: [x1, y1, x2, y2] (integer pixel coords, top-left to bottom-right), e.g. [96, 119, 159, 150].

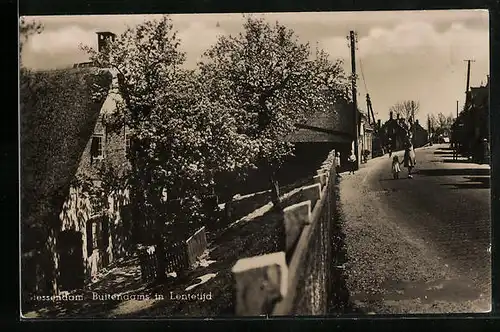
[127, 179, 317, 317]
[118, 203, 286, 317]
[23, 173, 321, 318]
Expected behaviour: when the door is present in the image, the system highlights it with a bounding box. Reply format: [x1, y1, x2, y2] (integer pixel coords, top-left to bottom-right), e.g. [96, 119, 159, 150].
[57, 230, 85, 291]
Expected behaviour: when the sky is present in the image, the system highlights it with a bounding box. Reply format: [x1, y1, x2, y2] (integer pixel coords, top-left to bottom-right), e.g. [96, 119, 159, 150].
[20, 10, 490, 125]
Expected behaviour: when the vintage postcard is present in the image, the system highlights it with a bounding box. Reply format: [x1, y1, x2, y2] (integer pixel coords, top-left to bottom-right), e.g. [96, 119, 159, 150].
[20, 10, 491, 318]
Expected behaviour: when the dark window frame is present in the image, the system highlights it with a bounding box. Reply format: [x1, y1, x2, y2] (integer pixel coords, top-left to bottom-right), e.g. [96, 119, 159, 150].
[86, 216, 110, 256]
[91, 134, 104, 160]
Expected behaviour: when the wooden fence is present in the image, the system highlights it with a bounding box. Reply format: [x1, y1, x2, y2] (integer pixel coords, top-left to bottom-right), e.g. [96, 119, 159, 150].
[231, 149, 336, 316]
[137, 226, 208, 282]
[186, 226, 208, 267]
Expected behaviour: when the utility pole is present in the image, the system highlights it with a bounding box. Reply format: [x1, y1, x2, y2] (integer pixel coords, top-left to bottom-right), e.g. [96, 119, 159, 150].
[366, 93, 377, 128]
[428, 114, 432, 146]
[464, 59, 475, 103]
[366, 94, 371, 125]
[456, 100, 459, 119]
[411, 102, 415, 145]
[349, 30, 359, 170]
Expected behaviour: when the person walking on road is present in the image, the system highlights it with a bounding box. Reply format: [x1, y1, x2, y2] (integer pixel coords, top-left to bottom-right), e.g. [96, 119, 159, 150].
[403, 137, 416, 179]
[348, 151, 357, 174]
[335, 152, 342, 178]
[387, 138, 393, 157]
[392, 155, 402, 179]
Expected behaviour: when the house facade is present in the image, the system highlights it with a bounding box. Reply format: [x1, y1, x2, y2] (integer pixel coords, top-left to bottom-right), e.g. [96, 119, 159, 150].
[21, 32, 136, 299]
[56, 68, 134, 291]
[359, 111, 374, 162]
[452, 76, 489, 163]
[412, 119, 428, 148]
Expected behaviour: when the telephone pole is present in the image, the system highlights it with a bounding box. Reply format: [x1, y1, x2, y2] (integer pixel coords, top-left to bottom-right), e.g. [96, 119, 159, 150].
[349, 30, 360, 170]
[411, 101, 416, 145]
[366, 94, 376, 126]
[456, 100, 459, 119]
[428, 114, 432, 145]
[464, 59, 475, 102]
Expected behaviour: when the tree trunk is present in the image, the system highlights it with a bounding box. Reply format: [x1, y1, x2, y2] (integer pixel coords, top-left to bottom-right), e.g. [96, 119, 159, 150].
[153, 192, 167, 283]
[154, 230, 166, 283]
[270, 171, 281, 210]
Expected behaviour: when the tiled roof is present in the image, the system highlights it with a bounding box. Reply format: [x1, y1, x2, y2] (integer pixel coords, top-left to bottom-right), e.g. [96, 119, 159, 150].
[285, 99, 355, 143]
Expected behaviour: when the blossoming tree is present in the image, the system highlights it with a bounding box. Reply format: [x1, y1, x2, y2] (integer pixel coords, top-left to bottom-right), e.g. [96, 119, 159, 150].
[198, 15, 348, 207]
[83, 15, 256, 281]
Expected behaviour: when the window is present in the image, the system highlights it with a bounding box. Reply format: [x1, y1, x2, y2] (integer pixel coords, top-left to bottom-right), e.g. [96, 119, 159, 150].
[91, 135, 104, 159]
[86, 221, 98, 256]
[91, 223, 99, 248]
[86, 217, 109, 256]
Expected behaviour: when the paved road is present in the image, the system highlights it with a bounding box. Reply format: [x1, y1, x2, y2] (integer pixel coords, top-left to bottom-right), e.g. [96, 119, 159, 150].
[337, 144, 491, 314]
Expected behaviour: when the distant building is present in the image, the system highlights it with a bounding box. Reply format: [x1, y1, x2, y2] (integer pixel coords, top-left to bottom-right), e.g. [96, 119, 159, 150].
[285, 98, 357, 172]
[379, 111, 427, 151]
[452, 76, 489, 163]
[412, 119, 428, 148]
[359, 111, 374, 162]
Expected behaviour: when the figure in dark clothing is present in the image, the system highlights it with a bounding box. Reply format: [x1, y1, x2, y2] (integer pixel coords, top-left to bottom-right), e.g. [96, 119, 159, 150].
[392, 155, 402, 179]
[348, 151, 357, 174]
[335, 152, 342, 178]
[403, 138, 416, 179]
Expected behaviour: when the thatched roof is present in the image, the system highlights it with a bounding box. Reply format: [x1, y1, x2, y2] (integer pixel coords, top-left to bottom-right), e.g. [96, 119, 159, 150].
[20, 68, 113, 229]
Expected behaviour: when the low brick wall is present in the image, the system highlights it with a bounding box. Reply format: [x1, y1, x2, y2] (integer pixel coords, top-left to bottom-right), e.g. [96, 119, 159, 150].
[231, 149, 336, 316]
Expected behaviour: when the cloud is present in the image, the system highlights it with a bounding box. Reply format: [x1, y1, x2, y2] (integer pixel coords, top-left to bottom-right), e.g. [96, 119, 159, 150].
[318, 19, 488, 71]
[27, 25, 97, 55]
[314, 18, 488, 124]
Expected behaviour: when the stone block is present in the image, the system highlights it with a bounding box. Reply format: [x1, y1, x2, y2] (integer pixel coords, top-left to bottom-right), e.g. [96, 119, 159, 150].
[313, 173, 327, 188]
[232, 252, 288, 316]
[317, 169, 329, 178]
[300, 183, 322, 206]
[283, 200, 312, 253]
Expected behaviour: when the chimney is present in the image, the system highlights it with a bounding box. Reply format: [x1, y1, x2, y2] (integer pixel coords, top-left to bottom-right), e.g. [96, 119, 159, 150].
[377, 119, 381, 128]
[415, 119, 419, 126]
[96, 31, 116, 53]
[389, 111, 393, 120]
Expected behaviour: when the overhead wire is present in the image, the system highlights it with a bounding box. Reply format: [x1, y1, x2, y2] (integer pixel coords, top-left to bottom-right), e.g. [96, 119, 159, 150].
[358, 56, 368, 95]
[357, 47, 379, 126]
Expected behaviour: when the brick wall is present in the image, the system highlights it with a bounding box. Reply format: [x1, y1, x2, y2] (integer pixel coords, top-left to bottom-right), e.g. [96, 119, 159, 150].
[231, 150, 336, 316]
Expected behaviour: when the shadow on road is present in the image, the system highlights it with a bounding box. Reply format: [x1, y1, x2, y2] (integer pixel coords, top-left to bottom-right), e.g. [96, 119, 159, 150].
[417, 168, 490, 177]
[23, 256, 145, 318]
[441, 176, 491, 189]
[378, 178, 411, 182]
